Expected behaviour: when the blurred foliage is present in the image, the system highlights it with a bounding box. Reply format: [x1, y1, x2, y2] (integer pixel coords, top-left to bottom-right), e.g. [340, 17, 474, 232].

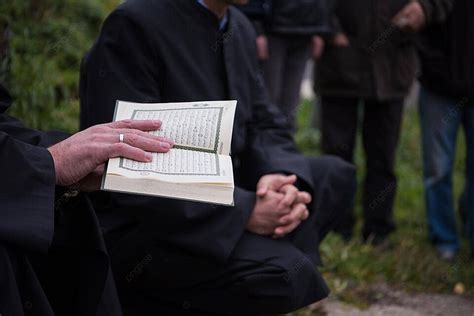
[0, 0, 120, 131]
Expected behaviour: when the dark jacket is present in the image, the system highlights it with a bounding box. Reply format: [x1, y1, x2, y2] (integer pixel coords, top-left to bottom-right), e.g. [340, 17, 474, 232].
[0, 84, 122, 316]
[418, 0, 474, 99]
[315, 0, 453, 101]
[80, 0, 329, 306]
[238, 0, 332, 36]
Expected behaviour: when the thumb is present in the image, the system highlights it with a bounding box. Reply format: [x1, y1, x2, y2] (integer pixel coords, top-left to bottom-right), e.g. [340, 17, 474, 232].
[257, 186, 268, 197]
[257, 174, 297, 197]
[276, 174, 297, 187]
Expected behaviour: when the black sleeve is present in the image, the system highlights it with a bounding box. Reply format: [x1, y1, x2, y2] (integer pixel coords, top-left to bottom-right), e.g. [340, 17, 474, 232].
[81, 11, 258, 262]
[0, 120, 56, 253]
[0, 85, 58, 252]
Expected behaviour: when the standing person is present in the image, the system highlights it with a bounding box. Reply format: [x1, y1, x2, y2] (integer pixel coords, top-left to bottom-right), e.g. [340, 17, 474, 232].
[315, 0, 452, 244]
[239, 0, 331, 130]
[0, 83, 172, 315]
[417, 0, 474, 260]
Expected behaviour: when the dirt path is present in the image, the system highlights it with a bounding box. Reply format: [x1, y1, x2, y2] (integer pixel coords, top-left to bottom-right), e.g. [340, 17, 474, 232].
[307, 285, 474, 316]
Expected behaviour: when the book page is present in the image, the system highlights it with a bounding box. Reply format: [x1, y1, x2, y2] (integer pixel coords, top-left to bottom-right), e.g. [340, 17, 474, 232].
[107, 151, 234, 184]
[114, 100, 236, 155]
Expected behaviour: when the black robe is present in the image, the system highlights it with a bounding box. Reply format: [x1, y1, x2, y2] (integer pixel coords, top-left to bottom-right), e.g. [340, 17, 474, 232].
[0, 84, 122, 316]
[80, 0, 356, 315]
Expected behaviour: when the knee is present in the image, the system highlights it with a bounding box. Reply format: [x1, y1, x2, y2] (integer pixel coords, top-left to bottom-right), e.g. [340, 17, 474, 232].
[313, 155, 356, 198]
[311, 155, 356, 180]
[424, 155, 452, 187]
[275, 256, 329, 313]
[423, 160, 452, 187]
[326, 155, 356, 189]
[243, 255, 328, 314]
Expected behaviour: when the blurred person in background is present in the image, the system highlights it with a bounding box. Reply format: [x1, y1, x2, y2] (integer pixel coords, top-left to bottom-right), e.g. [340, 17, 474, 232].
[238, 0, 331, 131]
[417, 0, 473, 261]
[314, 0, 452, 244]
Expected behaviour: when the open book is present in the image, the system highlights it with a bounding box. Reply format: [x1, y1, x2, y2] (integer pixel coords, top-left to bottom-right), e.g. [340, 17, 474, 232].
[102, 100, 237, 205]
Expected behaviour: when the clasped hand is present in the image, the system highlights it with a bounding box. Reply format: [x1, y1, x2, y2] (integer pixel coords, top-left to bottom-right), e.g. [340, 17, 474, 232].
[247, 174, 312, 239]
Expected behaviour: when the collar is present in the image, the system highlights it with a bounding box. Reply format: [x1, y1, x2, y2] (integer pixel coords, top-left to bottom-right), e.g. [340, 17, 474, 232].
[197, 0, 229, 31]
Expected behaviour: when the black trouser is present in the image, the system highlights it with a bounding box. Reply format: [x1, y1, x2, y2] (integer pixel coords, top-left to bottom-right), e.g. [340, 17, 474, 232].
[109, 156, 356, 316]
[262, 34, 311, 131]
[321, 96, 404, 239]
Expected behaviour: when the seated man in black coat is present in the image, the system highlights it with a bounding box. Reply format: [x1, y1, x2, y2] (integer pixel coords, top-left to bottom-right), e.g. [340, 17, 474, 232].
[80, 0, 356, 315]
[0, 83, 172, 315]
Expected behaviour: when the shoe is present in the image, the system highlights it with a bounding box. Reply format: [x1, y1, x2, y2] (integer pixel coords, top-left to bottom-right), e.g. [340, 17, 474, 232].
[335, 231, 353, 243]
[363, 233, 387, 245]
[363, 233, 392, 251]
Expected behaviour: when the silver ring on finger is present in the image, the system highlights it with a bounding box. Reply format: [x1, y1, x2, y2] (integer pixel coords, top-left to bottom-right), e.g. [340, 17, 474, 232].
[119, 133, 125, 143]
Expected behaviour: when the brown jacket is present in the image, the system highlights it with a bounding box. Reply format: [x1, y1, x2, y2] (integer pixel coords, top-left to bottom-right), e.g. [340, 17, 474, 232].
[315, 0, 453, 101]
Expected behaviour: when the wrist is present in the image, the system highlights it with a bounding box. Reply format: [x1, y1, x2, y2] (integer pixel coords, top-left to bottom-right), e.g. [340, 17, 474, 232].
[48, 146, 61, 185]
[48, 143, 68, 186]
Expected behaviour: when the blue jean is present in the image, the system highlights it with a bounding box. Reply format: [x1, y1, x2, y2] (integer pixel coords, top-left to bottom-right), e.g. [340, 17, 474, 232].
[419, 86, 474, 254]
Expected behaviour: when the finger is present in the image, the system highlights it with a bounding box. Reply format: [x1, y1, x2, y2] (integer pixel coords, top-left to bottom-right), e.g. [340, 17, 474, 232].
[276, 204, 293, 217]
[257, 174, 297, 197]
[273, 219, 302, 238]
[278, 203, 308, 225]
[256, 187, 269, 197]
[274, 204, 308, 237]
[113, 131, 172, 152]
[110, 119, 162, 131]
[295, 191, 312, 205]
[115, 129, 175, 145]
[279, 185, 299, 208]
[107, 143, 154, 162]
[120, 133, 172, 152]
[256, 176, 274, 196]
[301, 209, 310, 221]
[110, 129, 174, 147]
[91, 164, 105, 176]
[115, 133, 173, 151]
[83, 129, 174, 149]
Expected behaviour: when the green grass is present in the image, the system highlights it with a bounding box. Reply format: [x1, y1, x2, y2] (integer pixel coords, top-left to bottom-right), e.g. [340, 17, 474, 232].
[290, 99, 474, 313]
